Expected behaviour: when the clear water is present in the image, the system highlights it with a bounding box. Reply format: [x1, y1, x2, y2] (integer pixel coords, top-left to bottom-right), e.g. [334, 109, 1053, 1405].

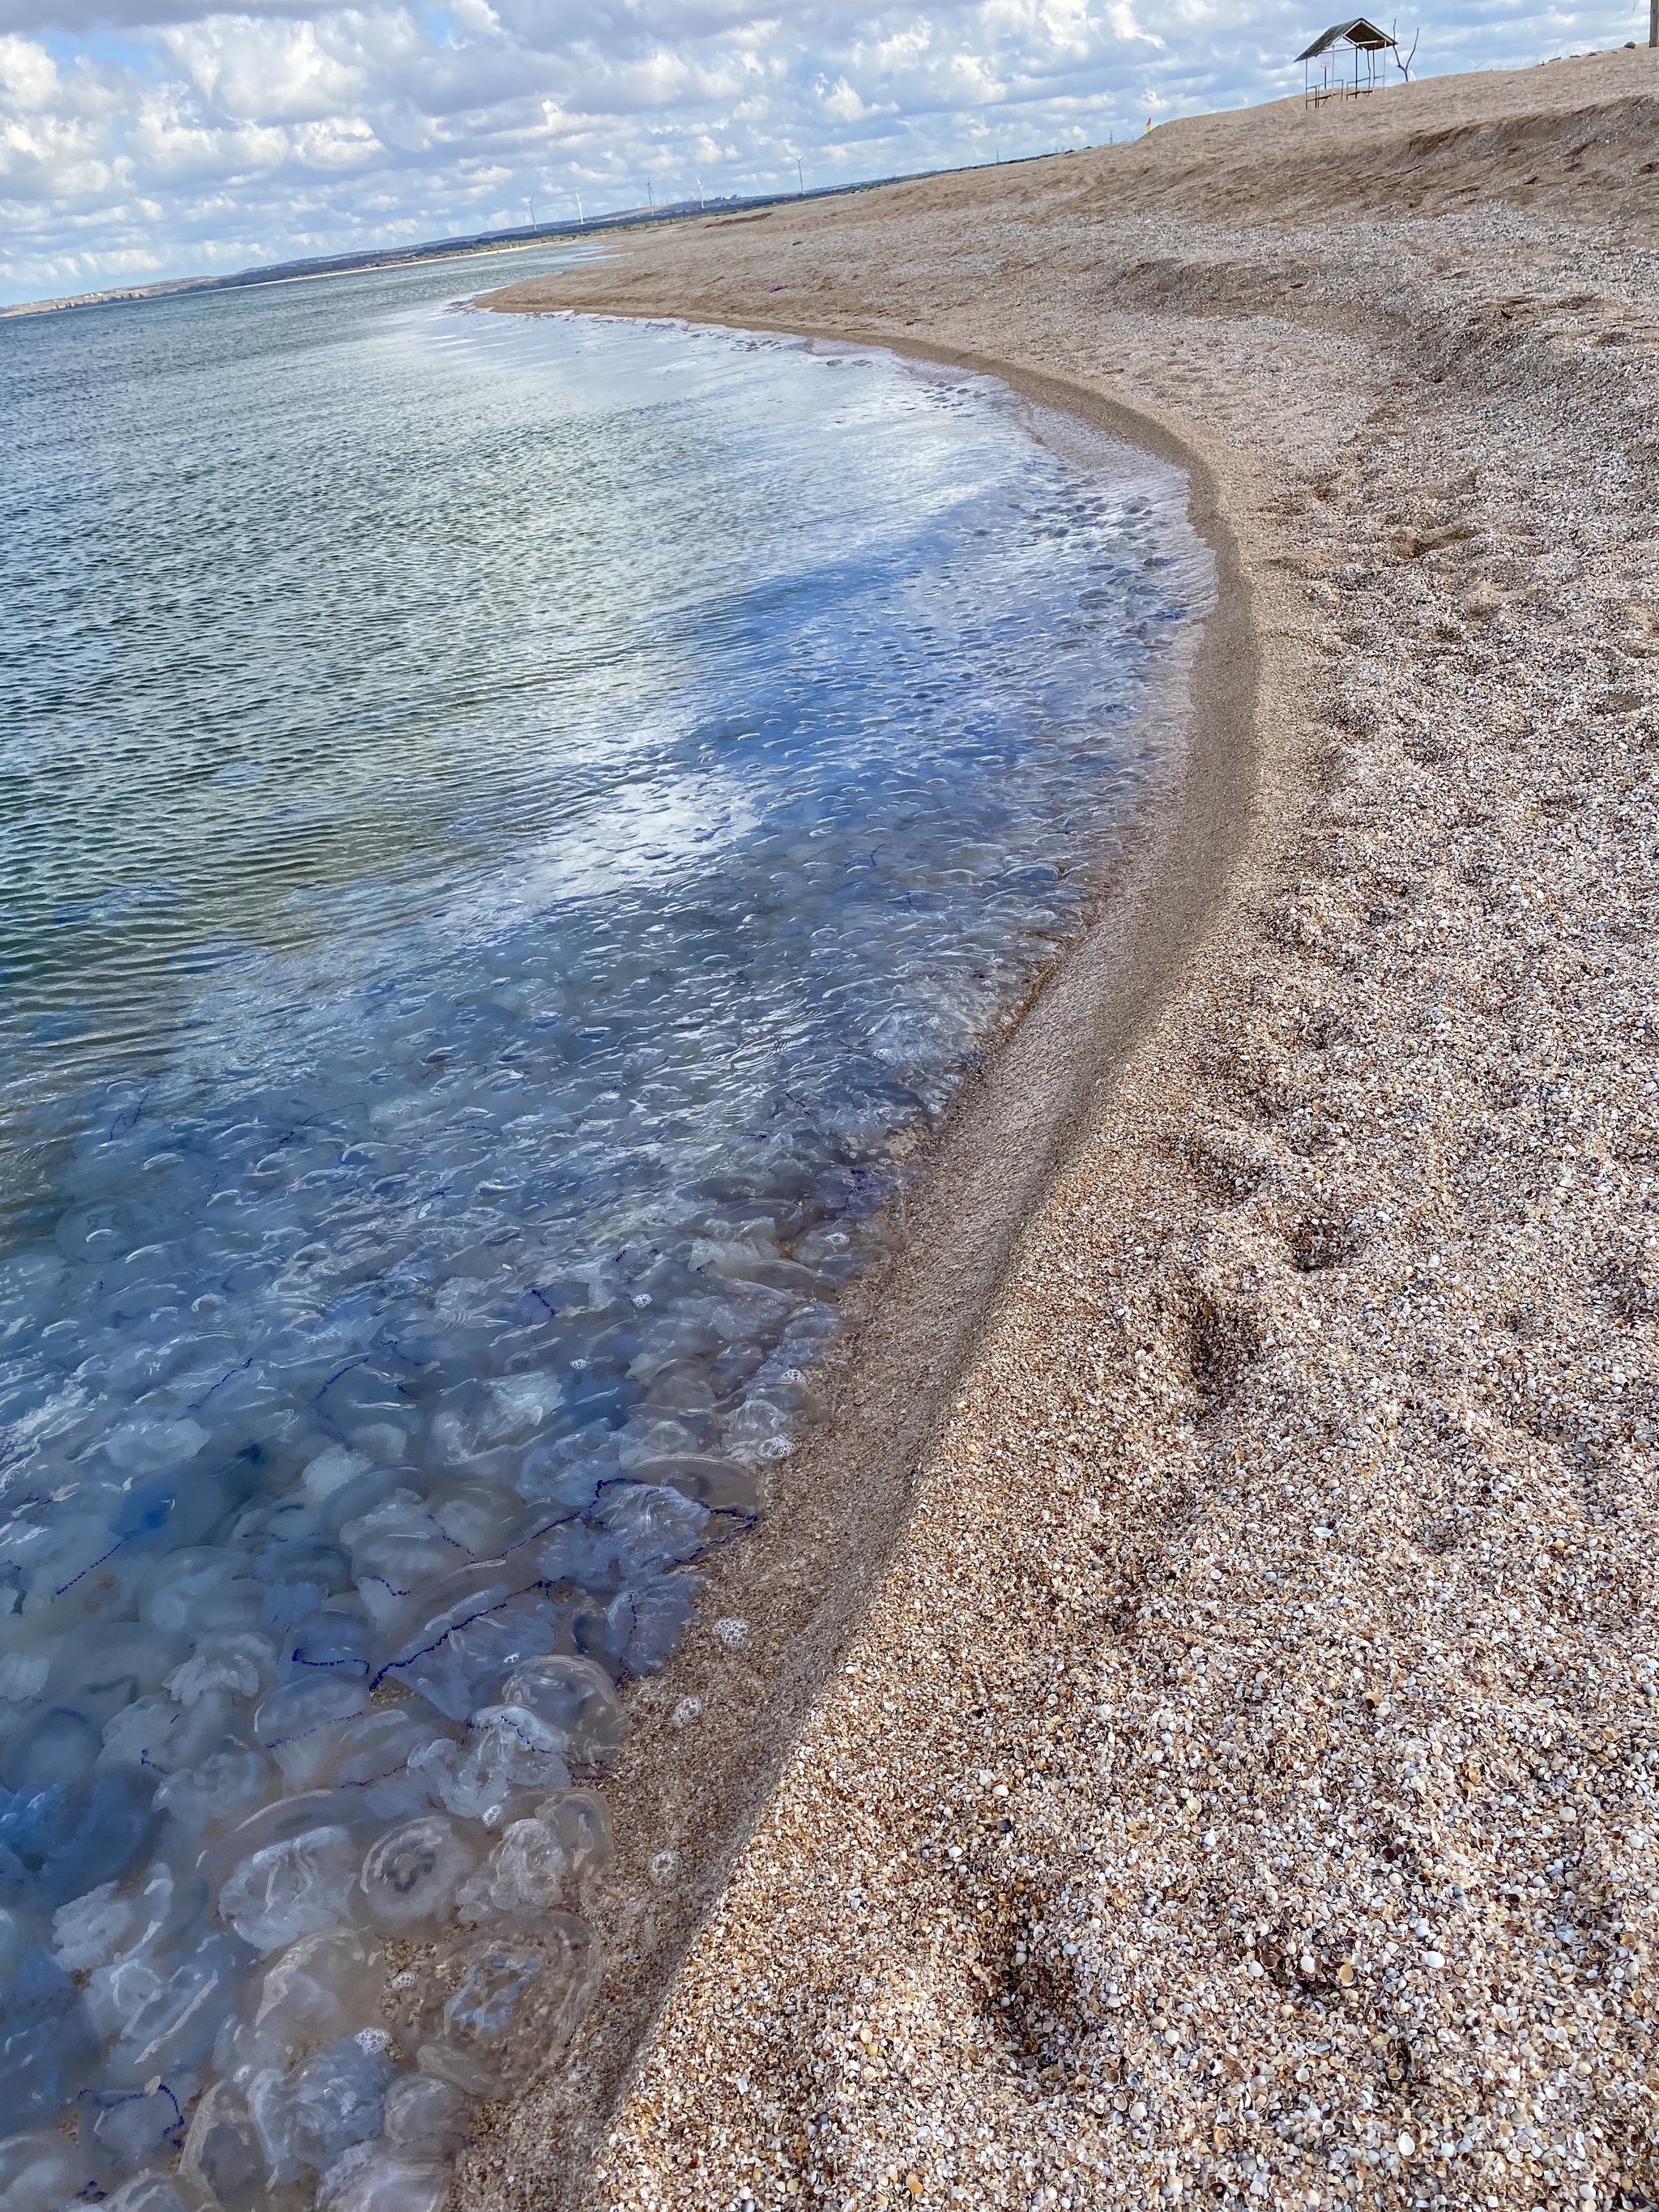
[0, 251, 1209, 2206]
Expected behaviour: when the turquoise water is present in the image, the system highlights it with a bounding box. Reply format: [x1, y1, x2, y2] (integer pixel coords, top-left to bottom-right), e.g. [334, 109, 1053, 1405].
[0, 251, 1209, 2206]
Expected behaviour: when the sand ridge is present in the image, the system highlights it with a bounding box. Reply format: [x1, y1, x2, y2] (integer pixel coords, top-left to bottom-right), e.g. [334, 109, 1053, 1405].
[476, 52, 1659, 2212]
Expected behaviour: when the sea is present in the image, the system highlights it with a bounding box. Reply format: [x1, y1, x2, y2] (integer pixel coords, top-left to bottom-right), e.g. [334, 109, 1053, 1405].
[0, 242, 1211, 2207]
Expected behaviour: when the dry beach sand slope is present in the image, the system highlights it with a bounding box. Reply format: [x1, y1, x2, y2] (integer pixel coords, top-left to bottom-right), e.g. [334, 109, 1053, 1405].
[482, 52, 1659, 2212]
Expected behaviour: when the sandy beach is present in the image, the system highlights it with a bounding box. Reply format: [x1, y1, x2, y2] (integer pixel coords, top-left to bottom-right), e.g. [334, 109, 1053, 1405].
[475, 52, 1659, 2211]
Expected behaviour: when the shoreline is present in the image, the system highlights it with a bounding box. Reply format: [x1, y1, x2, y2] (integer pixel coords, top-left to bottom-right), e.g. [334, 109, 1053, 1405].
[475, 57, 1659, 2212]
[456, 339, 1256, 2203]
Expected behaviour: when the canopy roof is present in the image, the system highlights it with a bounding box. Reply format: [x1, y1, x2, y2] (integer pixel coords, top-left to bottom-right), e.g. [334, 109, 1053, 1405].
[1295, 16, 1397, 59]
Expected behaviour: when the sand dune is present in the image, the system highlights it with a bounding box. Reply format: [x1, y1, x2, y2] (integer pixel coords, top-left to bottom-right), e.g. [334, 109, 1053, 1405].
[480, 54, 1659, 2211]
[973, 50, 1659, 229]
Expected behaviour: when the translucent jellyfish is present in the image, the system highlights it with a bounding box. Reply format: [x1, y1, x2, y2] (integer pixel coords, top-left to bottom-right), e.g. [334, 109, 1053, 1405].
[107, 1928, 245, 2086]
[358, 1818, 480, 1936]
[343, 1502, 463, 1626]
[428, 1481, 532, 1559]
[179, 2079, 267, 2210]
[407, 1707, 569, 1829]
[100, 2175, 194, 2212]
[454, 1817, 564, 1926]
[154, 1748, 281, 1840]
[535, 1789, 614, 1896]
[424, 1373, 563, 1479]
[312, 1466, 407, 1544]
[111, 1859, 211, 1965]
[599, 1572, 701, 1677]
[0, 1648, 48, 1705]
[386, 1591, 559, 1724]
[531, 1518, 624, 1591]
[0, 1942, 99, 2127]
[318, 2147, 452, 2212]
[52, 1880, 140, 1973]
[315, 1708, 456, 1794]
[217, 1825, 361, 1954]
[255, 2029, 396, 2177]
[216, 1928, 386, 2081]
[81, 2082, 187, 2180]
[382, 2075, 472, 2161]
[43, 1621, 187, 1726]
[2, 1704, 103, 1791]
[201, 1788, 377, 1896]
[86, 1950, 168, 2046]
[164, 1632, 277, 1707]
[138, 1548, 245, 1634]
[498, 1655, 626, 1764]
[0, 2127, 92, 2212]
[278, 1608, 376, 1684]
[254, 1531, 351, 1614]
[591, 1483, 708, 1577]
[76, 1864, 212, 2048]
[300, 1447, 376, 1507]
[0, 1768, 160, 1905]
[421, 1915, 599, 2093]
[625, 1453, 759, 1515]
[370, 1558, 548, 1719]
[100, 1688, 245, 1774]
[253, 1678, 371, 1788]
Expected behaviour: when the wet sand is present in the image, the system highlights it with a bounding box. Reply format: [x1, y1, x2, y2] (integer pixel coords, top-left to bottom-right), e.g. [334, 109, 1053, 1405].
[476, 51, 1659, 2211]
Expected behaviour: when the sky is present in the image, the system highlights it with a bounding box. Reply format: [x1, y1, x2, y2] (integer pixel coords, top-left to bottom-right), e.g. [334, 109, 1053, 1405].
[0, 0, 1649, 305]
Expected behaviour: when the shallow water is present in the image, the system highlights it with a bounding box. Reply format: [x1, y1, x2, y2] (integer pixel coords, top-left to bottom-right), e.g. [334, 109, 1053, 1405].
[0, 254, 1209, 2206]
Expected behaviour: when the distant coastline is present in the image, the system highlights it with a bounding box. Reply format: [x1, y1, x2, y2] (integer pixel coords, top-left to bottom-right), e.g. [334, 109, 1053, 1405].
[0, 163, 1010, 321]
[0, 214, 654, 321]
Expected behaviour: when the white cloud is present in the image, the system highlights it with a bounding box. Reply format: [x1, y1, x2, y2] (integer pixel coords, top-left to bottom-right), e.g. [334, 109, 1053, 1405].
[817, 69, 866, 116]
[0, 0, 1648, 304]
[158, 16, 370, 121]
[1, 24, 59, 94]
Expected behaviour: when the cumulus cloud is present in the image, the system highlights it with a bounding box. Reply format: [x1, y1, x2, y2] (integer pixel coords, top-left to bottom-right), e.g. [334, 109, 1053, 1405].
[0, 0, 1647, 303]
